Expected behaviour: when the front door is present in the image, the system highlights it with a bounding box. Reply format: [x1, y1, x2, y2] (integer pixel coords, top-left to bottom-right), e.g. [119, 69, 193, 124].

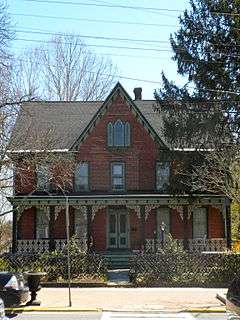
[108, 208, 129, 249]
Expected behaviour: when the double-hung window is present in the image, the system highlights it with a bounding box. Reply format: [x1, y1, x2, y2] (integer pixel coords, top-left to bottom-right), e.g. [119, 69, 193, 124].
[156, 162, 170, 191]
[111, 163, 125, 191]
[36, 208, 49, 239]
[107, 120, 130, 147]
[36, 163, 50, 191]
[193, 207, 207, 238]
[74, 162, 89, 191]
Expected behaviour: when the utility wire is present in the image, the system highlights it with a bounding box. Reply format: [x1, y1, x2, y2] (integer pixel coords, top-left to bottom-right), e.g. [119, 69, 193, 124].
[14, 36, 240, 59]
[14, 44, 170, 60]
[14, 28, 170, 45]
[13, 26, 240, 49]
[10, 13, 178, 28]
[14, 57, 240, 96]
[10, 12, 240, 34]
[22, 0, 240, 19]
[15, 37, 174, 53]
[14, 44, 229, 64]
[15, 57, 162, 84]
[23, 0, 182, 14]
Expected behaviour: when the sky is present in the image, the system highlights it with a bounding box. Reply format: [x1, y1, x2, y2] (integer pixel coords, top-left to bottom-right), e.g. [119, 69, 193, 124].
[8, 0, 190, 100]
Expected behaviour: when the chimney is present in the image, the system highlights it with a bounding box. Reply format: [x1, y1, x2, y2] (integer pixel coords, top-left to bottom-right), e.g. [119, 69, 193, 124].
[133, 87, 142, 100]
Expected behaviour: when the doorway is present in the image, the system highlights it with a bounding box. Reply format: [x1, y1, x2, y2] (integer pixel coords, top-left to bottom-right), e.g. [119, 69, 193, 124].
[107, 208, 129, 249]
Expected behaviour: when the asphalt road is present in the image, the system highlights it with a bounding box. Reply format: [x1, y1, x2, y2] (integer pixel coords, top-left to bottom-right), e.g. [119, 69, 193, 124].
[6, 311, 229, 320]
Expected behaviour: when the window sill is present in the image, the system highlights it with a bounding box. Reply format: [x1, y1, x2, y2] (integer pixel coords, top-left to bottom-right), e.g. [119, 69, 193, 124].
[111, 189, 126, 192]
[107, 146, 131, 150]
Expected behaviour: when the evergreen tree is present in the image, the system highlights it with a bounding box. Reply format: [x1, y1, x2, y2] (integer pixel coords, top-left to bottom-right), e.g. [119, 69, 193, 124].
[155, 0, 240, 148]
[155, 0, 240, 237]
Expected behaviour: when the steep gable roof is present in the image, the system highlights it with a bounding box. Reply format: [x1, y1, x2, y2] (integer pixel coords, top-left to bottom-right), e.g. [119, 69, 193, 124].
[70, 82, 167, 150]
[9, 82, 167, 152]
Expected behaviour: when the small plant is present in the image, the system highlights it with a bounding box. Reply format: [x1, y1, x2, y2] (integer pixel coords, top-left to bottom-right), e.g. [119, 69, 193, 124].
[62, 235, 82, 255]
[0, 257, 10, 271]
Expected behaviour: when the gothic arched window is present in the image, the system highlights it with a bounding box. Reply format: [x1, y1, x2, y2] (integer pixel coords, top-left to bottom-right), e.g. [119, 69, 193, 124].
[107, 120, 131, 147]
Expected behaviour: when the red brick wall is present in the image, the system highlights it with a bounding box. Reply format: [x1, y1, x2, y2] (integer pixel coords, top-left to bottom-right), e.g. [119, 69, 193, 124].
[15, 94, 161, 194]
[168, 209, 193, 239]
[53, 207, 74, 239]
[171, 209, 183, 238]
[75, 94, 160, 192]
[91, 208, 107, 251]
[208, 206, 225, 238]
[15, 161, 36, 194]
[17, 205, 225, 244]
[145, 211, 156, 238]
[18, 208, 35, 239]
[129, 210, 141, 250]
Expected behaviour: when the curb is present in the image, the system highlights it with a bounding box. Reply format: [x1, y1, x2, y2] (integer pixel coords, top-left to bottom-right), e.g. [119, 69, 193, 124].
[185, 308, 226, 313]
[5, 306, 226, 313]
[5, 307, 102, 313]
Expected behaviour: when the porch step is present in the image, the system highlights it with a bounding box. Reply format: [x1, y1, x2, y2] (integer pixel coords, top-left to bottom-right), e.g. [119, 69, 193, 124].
[103, 252, 135, 269]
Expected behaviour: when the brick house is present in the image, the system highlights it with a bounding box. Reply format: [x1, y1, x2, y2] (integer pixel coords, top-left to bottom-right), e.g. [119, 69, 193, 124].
[8, 83, 231, 255]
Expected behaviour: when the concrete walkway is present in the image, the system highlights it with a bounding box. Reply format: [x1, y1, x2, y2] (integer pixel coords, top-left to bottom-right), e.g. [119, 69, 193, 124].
[35, 287, 227, 312]
[107, 269, 130, 286]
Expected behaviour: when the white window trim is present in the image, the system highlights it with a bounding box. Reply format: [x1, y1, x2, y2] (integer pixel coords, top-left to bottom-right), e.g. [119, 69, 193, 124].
[74, 162, 89, 192]
[156, 162, 170, 191]
[36, 163, 50, 191]
[36, 208, 49, 239]
[192, 207, 208, 239]
[107, 120, 131, 147]
[157, 207, 170, 240]
[111, 162, 125, 191]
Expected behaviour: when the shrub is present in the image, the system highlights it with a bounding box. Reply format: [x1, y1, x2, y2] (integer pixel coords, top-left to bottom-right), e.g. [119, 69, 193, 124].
[130, 237, 240, 287]
[0, 250, 107, 282]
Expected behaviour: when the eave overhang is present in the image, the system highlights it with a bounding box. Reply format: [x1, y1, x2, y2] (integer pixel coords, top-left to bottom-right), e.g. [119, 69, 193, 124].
[8, 193, 229, 207]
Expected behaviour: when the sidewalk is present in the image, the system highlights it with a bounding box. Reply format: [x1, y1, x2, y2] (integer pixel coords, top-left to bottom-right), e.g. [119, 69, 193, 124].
[28, 287, 227, 312]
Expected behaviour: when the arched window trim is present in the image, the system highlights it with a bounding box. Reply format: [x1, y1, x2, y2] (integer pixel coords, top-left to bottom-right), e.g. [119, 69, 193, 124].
[114, 119, 125, 146]
[125, 121, 130, 146]
[107, 119, 131, 147]
[107, 122, 113, 146]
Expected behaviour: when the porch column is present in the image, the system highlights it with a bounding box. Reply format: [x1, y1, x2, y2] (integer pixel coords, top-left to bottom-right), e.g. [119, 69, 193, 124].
[49, 206, 55, 251]
[87, 205, 93, 252]
[183, 206, 189, 251]
[140, 205, 146, 250]
[12, 205, 18, 253]
[226, 204, 232, 250]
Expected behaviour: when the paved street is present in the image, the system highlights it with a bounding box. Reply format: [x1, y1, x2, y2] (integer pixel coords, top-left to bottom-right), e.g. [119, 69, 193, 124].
[7, 312, 100, 319]
[7, 311, 228, 320]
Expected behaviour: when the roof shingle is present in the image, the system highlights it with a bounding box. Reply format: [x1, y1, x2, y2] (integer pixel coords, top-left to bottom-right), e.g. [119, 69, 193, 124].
[9, 98, 165, 151]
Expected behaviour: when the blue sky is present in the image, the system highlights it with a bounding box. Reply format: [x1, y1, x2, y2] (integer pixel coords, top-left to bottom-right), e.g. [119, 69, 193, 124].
[8, 0, 190, 100]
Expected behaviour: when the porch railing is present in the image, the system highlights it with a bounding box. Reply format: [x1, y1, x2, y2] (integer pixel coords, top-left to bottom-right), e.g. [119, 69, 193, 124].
[17, 238, 227, 253]
[16, 239, 87, 253]
[17, 240, 50, 253]
[145, 238, 227, 253]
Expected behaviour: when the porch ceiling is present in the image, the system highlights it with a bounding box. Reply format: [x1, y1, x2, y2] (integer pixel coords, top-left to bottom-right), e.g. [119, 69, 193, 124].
[8, 193, 229, 207]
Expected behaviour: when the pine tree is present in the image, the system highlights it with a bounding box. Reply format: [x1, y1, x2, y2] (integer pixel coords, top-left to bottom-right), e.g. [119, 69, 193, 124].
[155, 0, 240, 148]
[155, 0, 240, 237]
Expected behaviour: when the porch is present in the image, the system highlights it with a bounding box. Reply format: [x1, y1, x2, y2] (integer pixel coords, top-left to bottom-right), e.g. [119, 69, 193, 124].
[9, 193, 231, 254]
[16, 237, 228, 253]
[145, 238, 227, 253]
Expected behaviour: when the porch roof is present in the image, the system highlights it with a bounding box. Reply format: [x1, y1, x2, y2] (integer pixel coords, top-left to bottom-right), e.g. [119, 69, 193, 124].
[8, 193, 229, 207]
